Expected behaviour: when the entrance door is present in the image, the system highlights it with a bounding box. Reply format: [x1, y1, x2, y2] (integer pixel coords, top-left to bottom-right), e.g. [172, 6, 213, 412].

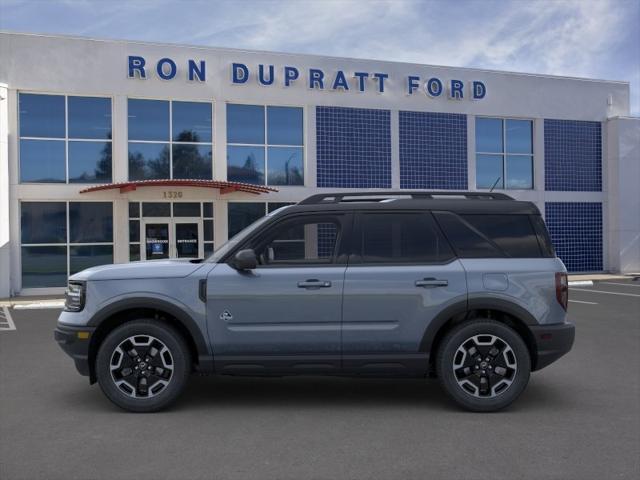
[142, 218, 203, 260]
[143, 220, 171, 260]
[174, 219, 203, 258]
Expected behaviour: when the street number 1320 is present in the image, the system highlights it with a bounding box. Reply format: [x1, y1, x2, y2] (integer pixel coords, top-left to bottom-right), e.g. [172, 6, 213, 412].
[163, 191, 183, 199]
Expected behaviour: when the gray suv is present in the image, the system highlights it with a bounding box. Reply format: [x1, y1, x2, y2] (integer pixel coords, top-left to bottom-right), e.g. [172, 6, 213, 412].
[55, 191, 575, 412]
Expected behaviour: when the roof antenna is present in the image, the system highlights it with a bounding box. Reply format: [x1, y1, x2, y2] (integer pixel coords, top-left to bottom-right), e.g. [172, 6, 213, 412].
[489, 177, 501, 193]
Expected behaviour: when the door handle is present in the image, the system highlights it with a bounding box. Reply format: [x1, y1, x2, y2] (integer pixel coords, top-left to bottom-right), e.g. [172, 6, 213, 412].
[415, 278, 448, 288]
[297, 279, 332, 289]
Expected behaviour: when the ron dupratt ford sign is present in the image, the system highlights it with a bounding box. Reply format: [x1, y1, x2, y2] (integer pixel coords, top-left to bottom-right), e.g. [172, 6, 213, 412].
[127, 55, 487, 100]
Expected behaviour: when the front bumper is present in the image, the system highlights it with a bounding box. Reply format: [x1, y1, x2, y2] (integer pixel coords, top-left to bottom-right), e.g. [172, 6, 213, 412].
[54, 323, 95, 377]
[530, 321, 575, 371]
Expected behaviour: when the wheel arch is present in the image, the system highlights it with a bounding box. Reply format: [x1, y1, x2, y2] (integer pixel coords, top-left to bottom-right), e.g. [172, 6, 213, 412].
[87, 298, 212, 383]
[422, 298, 539, 373]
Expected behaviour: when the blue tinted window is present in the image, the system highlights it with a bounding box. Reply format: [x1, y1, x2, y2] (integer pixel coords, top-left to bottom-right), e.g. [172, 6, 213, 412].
[227, 146, 265, 184]
[68, 96, 112, 139]
[69, 202, 113, 243]
[203, 202, 213, 218]
[173, 101, 212, 143]
[20, 139, 65, 183]
[19, 94, 65, 138]
[21, 202, 67, 244]
[68, 141, 112, 183]
[21, 246, 68, 288]
[476, 117, 503, 153]
[172, 144, 212, 179]
[227, 104, 264, 144]
[128, 99, 169, 141]
[228, 203, 265, 237]
[173, 203, 201, 217]
[70, 245, 113, 274]
[128, 142, 170, 180]
[267, 147, 303, 185]
[130, 244, 141, 262]
[204, 220, 213, 241]
[506, 120, 532, 154]
[267, 106, 303, 145]
[476, 154, 504, 189]
[506, 155, 533, 189]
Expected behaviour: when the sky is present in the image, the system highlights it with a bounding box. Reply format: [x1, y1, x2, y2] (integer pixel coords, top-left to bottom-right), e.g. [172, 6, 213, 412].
[1, 0, 639, 114]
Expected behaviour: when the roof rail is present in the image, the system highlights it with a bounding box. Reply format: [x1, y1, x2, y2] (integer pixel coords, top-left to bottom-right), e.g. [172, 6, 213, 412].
[298, 191, 513, 205]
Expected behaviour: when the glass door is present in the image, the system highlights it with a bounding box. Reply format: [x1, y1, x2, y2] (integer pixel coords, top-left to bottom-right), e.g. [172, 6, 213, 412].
[141, 218, 203, 260]
[143, 220, 171, 260]
[174, 219, 203, 258]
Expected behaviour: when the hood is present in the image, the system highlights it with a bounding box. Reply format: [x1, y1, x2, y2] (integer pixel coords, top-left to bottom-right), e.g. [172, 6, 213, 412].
[69, 259, 206, 282]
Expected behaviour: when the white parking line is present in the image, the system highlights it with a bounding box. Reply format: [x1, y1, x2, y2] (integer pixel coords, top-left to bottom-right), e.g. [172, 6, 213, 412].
[0, 306, 16, 331]
[13, 300, 65, 310]
[570, 288, 640, 298]
[600, 282, 640, 288]
[569, 299, 598, 305]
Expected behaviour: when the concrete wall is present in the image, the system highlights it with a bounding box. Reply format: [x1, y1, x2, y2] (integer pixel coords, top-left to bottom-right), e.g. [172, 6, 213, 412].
[607, 117, 640, 274]
[0, 83, 10, 297]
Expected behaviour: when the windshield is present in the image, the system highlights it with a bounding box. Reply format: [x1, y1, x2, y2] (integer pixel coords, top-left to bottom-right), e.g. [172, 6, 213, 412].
[206, 205, 292, 263]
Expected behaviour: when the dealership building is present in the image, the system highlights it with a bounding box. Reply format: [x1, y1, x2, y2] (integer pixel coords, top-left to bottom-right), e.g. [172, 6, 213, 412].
[0, 31, 638, 296]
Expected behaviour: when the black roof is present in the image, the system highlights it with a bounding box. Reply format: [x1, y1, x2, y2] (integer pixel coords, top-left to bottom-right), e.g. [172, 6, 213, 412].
[277, 191, 541, 216]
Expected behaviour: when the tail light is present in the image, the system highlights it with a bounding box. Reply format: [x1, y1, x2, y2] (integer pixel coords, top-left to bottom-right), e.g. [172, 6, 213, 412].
[555, 272, 568, 311]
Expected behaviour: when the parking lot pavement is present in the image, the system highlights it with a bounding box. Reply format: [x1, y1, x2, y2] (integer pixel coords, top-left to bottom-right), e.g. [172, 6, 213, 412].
[1, 281, 639, 480]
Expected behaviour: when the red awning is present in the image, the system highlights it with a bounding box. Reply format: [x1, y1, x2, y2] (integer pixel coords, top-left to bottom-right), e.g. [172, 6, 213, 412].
[79, 179, 278, 195]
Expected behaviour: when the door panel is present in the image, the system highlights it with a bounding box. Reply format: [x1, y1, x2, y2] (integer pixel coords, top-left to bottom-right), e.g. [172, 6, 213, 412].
[174, 221, 201, 258]
[342, 262, 467, 364]
[144, 223, 170, 259]
[207, 264, 345, 371]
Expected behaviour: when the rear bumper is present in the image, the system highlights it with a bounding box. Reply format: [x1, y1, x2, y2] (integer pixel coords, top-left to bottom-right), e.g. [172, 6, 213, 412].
[54, 323, 95, 377]
[530, 321, 575, 371]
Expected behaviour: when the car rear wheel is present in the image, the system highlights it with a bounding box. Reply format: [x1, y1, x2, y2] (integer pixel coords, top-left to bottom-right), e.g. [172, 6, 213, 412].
[436, 319, 530, 412]
[96, 320, 191, 412]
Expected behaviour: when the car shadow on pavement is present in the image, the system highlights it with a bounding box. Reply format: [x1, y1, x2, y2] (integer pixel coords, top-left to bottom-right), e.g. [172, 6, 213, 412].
[57, 373, 572, 414]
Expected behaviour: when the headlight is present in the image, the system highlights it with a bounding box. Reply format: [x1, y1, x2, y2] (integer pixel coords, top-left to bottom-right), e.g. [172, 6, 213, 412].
[64, 281, 86, 312]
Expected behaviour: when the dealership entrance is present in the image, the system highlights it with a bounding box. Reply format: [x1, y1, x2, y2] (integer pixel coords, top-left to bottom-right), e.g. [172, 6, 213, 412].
[142, 217, 203, 260]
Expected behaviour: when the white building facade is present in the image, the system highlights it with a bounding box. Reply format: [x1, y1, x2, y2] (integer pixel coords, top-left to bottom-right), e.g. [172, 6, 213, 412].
[0, 32, 638, 296]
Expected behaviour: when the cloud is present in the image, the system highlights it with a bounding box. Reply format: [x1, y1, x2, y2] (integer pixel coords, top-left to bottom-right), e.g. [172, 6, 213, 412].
[1, 0, 637, 113]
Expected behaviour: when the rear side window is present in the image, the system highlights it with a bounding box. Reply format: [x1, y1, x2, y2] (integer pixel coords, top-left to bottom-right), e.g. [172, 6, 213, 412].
[434, 212, 543, 258]
[530, 214, 555, 257]
[357, 213, 454, 264]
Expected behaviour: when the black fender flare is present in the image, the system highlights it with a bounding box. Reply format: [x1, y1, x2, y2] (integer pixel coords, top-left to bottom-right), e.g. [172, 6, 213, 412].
[87, 297, 212, 369]
[419, 297, 538, 354]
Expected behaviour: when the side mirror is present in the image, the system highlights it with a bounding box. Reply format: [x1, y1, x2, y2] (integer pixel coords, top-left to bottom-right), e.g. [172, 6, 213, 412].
[232, 249, 257, 271]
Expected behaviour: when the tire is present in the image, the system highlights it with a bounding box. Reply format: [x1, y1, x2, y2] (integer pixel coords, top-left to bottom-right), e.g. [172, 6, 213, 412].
[96, 319, 191, 412]
[436, 319, 530, 412]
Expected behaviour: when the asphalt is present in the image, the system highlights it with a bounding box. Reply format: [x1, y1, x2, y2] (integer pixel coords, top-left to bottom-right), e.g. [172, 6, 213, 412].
[1, 280, 639, 480]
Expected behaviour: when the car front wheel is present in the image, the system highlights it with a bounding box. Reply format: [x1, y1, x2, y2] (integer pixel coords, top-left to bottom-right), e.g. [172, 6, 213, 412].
[96, 320, 191, 412]
[436, 319, 531, 412]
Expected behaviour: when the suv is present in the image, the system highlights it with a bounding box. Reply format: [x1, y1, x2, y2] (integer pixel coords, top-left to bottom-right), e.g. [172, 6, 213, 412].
[55, 191, 574, 412]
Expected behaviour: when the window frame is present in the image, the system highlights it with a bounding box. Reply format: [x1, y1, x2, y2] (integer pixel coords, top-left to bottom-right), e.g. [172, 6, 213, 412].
[475, 116, 534, 190]
[18, 92, 114, 184]
[19, 200, 115, 289]
[349, 211, 456, 266]
[127, 97, 214, 181]
[226, 103, 305, 187]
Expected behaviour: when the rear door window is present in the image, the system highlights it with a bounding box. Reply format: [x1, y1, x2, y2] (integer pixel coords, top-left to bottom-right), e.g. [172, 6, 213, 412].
[356, 212, 454, 264]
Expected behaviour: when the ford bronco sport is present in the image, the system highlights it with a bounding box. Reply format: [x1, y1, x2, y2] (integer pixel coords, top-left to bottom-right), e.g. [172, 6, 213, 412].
[55, 191, 575, 412]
